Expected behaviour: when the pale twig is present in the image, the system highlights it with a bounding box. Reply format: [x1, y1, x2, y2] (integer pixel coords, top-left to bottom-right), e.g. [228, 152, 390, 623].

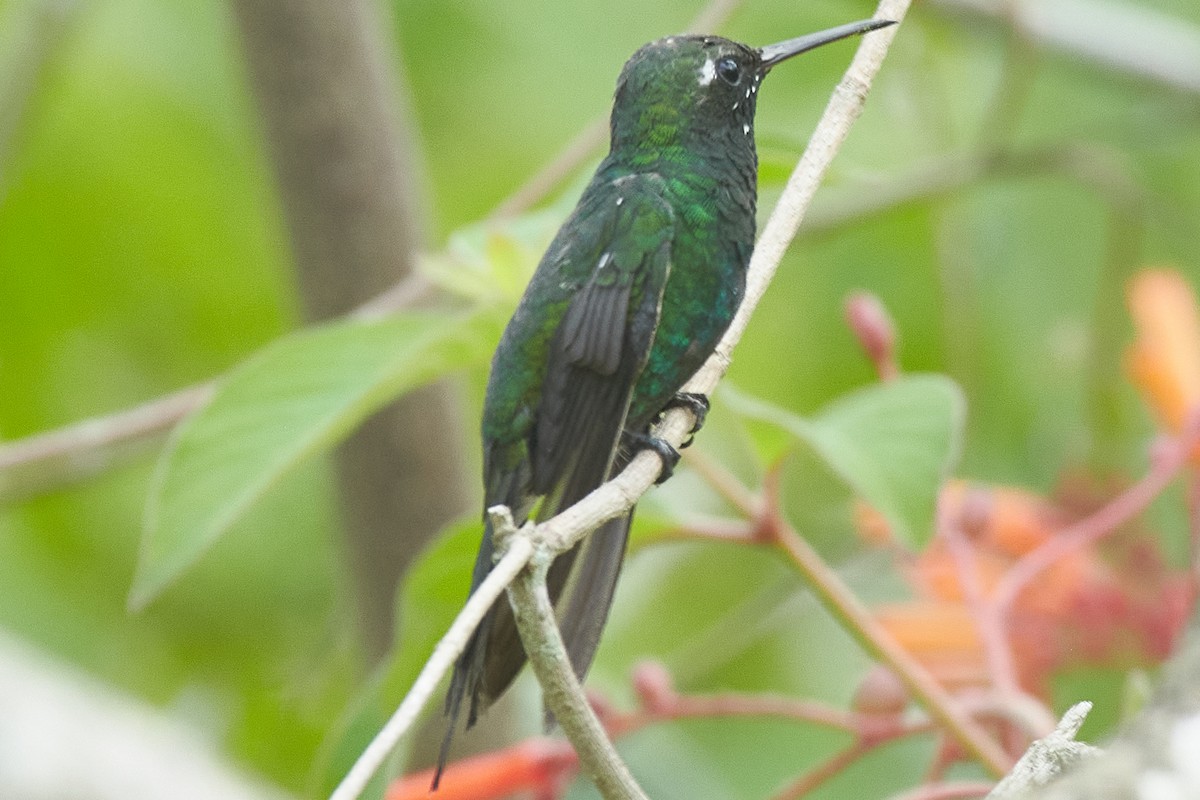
[984, 702, 1097, 799]
[0, 385, 215, 502]
[327, 533, 534, 800]
[506, 521, 649, 800]
[0, 273, 432, 504]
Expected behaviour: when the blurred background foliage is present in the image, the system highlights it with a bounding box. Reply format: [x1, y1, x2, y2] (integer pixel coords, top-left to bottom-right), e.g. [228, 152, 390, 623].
[1, 0, 1199, 797]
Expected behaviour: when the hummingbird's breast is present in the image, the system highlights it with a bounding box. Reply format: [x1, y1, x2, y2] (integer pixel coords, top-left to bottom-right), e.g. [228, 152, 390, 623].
[625, 164, 755, 429]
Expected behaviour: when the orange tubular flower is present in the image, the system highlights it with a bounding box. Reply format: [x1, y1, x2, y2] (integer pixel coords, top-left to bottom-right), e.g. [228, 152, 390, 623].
[861, 480, 1190, 697]
[1126, 268, 1200, 437]
[388, 739, 576, 800]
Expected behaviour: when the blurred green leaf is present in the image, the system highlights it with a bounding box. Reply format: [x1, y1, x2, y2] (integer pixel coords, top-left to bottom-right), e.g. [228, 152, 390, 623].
[418, 203, 573, 302]
[724, 375, 965, 549]
[132, 308, 499, 609]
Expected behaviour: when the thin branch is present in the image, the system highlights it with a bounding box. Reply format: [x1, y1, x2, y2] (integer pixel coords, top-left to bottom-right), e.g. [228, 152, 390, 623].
[770, 742, 870, 800]
[939, 515, 1020, 695]
[984, 702, 1097, 799]
[764, 508, 1013, 778]
[0, 385, 215, 502]
[328, 534, 535, 800]
[679, 448, 760, 517]
[991, 413, 1200, 619]
[506, 518, 649, 800]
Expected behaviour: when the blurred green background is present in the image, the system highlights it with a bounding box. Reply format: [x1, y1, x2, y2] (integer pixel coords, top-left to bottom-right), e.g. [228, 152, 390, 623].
[1, 0, 1199, 797]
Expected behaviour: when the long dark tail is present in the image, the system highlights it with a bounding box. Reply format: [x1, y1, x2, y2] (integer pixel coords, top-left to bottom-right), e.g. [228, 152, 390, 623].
[434, 510, 632, 787]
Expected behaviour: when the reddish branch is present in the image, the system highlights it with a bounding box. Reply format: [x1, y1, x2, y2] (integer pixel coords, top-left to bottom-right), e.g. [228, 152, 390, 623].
[401, 660, 933, 800]
[992, 412, 1200, 619]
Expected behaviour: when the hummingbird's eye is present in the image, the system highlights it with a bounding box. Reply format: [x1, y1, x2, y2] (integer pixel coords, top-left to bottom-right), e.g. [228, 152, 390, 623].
[716, 57, 742, 85]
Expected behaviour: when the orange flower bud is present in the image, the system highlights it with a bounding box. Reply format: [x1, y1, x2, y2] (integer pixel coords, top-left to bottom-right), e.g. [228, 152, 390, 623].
[875, 601, 988, 689]
[940, 481, 1056, 556]
[1126, 268, 1200, 433]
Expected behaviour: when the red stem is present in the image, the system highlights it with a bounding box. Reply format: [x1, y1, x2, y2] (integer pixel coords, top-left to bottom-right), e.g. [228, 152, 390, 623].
[992, 416, 1200, 619]
[769, 742, 870, 800]
[609, 691, 862, 738]
[939, 516, 1020, 696]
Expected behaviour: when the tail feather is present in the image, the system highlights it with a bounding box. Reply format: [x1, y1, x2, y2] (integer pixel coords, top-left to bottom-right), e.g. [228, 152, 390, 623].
[436, 438, 633, 788]
[556, 513, 632, 681]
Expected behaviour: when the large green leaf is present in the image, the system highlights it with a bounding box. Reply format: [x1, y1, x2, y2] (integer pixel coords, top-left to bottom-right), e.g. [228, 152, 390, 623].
[725, 375, 965, 549]
[131, 308, 500, 609]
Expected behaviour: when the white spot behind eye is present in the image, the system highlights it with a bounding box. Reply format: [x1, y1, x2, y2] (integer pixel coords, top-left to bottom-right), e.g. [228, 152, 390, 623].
[698, 58, 716, 86]
[616, 197, 624, 206]
[742, 123, 750, 135]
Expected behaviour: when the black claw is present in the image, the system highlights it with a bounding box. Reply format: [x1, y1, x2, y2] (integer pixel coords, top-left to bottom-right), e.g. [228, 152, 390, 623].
[662, 392, 710, 435]
[627, 432, 681, 484]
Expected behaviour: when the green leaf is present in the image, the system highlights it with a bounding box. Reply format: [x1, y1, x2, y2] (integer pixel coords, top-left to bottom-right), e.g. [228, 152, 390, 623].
[131, 308, 500, 609]
[418, 203, 571, 302]
[724, 375, 965, 549]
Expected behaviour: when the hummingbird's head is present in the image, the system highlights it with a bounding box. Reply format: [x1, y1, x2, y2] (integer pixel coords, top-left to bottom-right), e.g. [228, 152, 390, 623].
[609, 35, 762, 158]
[607, 19, 895, 163]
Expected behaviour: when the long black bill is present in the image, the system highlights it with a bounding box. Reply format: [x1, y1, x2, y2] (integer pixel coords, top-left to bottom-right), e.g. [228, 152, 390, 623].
[758, 18, 896, 71]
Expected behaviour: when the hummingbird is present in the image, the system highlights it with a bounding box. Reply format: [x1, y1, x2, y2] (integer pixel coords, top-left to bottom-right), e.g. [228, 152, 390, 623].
[436, 18, 894, 784]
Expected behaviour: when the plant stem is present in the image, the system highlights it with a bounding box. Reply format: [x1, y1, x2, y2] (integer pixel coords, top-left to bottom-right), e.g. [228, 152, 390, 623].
[509, 553, 650, 800]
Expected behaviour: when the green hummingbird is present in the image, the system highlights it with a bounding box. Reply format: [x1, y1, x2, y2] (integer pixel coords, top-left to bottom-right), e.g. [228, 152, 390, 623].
[437, 18, 894, 783]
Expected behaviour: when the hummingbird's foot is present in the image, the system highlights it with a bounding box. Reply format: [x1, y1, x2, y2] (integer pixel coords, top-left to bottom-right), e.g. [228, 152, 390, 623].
[661, 392, 710, 447]
[626, 432, 681, 484]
